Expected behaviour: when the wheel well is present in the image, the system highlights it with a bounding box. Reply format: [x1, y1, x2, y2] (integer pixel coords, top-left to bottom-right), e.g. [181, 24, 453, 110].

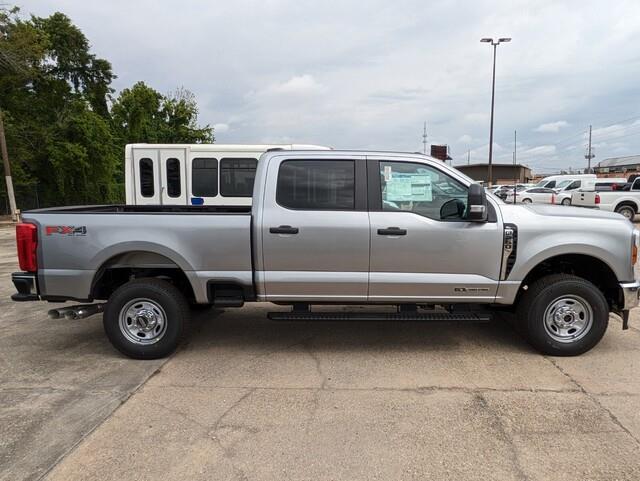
[91, 251, 196, 302]
[615, 201, 637, 213]
[520, 254, 621, 309]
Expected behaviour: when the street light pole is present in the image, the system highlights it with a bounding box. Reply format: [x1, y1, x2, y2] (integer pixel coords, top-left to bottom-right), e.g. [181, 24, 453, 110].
[481, 37, 511, 187]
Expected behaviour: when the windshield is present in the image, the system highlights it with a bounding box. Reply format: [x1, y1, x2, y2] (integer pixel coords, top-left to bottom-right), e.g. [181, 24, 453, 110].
[555, 180, 572, 189]
[535, 180, 548, 187]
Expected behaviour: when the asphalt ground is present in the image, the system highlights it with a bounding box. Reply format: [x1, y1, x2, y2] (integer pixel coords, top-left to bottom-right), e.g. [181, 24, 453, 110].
[0, 223, 639, 480]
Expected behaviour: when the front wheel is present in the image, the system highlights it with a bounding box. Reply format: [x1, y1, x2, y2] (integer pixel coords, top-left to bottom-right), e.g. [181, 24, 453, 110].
[103, 278, 190, 359]
[561, 198, 571, 206]
[522, 198, 532, 204]
[517, 274, 608, 356]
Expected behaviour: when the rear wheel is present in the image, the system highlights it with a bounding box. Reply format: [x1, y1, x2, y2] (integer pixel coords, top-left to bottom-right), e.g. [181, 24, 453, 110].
[103, 278, 190, 359]
[615, 204, 636, 221]
[561, 198, 571, 206]
[516, 274, 608, 356]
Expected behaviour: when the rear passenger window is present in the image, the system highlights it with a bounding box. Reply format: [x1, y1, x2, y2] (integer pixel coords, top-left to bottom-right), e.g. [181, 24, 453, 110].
[220, 158, 258, 197]
[277, 160, 355, 210]
[166, 158, 181, 198]
[192, 158, 218, 197]
[139, 158, 154, 198]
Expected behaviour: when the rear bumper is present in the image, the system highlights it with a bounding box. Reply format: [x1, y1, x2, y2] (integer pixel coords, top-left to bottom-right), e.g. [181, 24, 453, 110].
[11, 272, 39, 301]
[620, 280, 640, 311]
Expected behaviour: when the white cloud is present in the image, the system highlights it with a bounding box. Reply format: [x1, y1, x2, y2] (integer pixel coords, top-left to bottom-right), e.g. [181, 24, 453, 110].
[269, 74, 324, 96]
[463, 113, 488, 125]
[535, 121, 569, 133]
[23, 0, 640, 172]
[213, 123, 229, 133]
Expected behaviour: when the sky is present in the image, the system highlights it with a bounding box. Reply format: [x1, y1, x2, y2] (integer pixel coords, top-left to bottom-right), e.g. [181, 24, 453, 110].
[19, 0, 640, 174]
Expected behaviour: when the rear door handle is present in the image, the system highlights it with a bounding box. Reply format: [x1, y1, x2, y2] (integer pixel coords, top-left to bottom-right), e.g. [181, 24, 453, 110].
[269, 225, 299, 235]
[377, 227, 407, 236]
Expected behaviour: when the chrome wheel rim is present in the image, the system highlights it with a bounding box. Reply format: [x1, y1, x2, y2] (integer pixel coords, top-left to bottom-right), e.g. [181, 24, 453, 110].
[543, 295, 593, 343]
[523, 199, 532, 204]
[620, 208, 633, 219]
[562, 199, 570, 206]
[118, 298, 168, 345]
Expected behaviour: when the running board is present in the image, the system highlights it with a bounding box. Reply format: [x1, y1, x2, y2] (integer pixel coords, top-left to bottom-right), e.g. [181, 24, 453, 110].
[267, 311, 491, 322]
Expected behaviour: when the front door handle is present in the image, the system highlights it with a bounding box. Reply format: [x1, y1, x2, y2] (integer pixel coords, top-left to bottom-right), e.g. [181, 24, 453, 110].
[269, 225, 299, 235]
[377, 227, 407, 236]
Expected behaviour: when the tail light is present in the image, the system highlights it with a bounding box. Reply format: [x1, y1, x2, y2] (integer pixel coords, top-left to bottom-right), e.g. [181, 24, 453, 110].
[16, 223, 37, 272]
[595, 193, 601, 205]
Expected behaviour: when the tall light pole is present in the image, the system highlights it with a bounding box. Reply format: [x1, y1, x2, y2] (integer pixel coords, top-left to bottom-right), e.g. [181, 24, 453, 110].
[481, 37, 511, 186]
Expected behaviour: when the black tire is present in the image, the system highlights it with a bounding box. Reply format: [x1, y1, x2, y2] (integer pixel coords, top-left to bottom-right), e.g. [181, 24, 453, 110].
[522, 198, 532, 204]
[561, 198, 571, 206]
[516, 274, 608, 356]
[615, 204, 636, 221]
[103, 278, 190, 359]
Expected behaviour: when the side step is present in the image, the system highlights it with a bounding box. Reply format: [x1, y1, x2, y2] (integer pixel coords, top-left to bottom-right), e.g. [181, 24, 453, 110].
[267, 311, 491, 322]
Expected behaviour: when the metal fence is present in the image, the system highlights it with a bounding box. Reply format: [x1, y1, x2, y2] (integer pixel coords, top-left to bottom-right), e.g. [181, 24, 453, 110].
[0, 182, 125, 215]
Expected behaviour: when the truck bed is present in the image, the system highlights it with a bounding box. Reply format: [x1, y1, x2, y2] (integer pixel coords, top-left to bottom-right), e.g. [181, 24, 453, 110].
[21, 205, 253, 303]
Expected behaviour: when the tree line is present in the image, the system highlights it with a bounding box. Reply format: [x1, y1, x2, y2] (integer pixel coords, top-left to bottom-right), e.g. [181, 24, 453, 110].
[0, 6, 214, 209]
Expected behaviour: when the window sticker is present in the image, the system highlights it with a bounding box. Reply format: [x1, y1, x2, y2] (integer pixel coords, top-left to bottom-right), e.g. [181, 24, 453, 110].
[386, 173, 432, 202]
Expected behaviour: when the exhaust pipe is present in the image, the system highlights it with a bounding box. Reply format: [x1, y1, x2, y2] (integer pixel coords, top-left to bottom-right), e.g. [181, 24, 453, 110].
[48, 303, 106, 320]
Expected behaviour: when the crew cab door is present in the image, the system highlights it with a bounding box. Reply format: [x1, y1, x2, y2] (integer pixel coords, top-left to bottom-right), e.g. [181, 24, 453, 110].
[367, 157, 503, 302]
[259, 156, 369, 301]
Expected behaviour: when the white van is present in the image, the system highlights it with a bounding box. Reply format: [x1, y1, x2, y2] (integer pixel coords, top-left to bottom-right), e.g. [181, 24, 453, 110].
[125, 143, 330, 206]
[535, 174, 596, 190]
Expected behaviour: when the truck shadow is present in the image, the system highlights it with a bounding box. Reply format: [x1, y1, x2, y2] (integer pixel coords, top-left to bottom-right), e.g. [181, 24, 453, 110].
[185, 304, 534, 356]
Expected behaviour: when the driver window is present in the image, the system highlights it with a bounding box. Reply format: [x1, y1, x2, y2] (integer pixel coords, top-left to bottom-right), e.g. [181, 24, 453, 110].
[379, 161, 468, 221]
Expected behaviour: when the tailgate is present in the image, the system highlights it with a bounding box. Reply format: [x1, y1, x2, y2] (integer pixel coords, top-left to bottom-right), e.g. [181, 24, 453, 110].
[571, 190, 596, 207]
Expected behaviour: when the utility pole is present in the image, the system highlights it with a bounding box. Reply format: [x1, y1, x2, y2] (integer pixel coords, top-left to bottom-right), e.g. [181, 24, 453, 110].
[585, 124, 595, 173]
[513, 130, 517, 196]
[422, 121, 428, 154]
[0, 111, 17, 221]
[467, 150, 470, 165]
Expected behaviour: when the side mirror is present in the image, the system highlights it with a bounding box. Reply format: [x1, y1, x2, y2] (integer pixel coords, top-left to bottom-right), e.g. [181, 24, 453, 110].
[440, 198, 466, 220]
[467, 183, 488, 222]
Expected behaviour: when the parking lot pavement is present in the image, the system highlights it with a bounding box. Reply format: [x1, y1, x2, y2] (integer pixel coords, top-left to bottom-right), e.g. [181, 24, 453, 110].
[0, 225, 165, 481]
[0, 224, 639, 481]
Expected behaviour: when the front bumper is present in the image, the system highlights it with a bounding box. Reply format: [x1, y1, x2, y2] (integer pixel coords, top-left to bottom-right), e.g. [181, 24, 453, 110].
[11, 272, 39, 301]
[620, 280, 640, 311]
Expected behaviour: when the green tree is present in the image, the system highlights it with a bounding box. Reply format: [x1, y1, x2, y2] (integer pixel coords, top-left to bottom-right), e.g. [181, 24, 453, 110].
[111, 82, 214, 145]
[0, 6, 214, 208]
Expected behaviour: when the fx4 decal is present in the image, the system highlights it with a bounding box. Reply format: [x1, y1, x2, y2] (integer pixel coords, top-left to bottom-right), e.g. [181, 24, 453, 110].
[45, 226, 87, 236]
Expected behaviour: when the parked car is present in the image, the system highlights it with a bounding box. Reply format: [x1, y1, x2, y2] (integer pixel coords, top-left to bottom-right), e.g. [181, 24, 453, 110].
[507, 187, 556, 204]
[11, 150, 640, 359]
[494, 184, 534, 202]
[571, 176, 640, 219]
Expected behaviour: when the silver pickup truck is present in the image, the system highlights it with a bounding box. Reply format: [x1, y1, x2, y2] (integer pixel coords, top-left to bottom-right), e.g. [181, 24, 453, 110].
[11, 150, 640, 359]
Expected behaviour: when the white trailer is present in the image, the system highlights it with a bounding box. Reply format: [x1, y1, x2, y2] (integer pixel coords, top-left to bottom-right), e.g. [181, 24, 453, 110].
[125, 143, 330, 206]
